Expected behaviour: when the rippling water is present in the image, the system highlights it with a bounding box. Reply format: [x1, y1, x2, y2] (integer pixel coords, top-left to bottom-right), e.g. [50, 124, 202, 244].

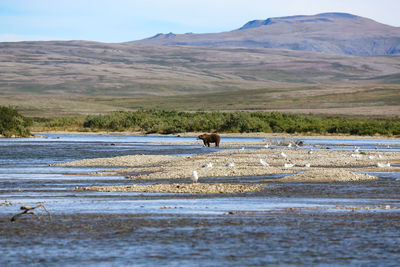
[1, 134, 400, 266]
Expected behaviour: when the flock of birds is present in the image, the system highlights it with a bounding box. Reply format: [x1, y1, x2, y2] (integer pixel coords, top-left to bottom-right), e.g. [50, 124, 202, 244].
[191, 142, 393, 183]
[350, 146, 391, 168]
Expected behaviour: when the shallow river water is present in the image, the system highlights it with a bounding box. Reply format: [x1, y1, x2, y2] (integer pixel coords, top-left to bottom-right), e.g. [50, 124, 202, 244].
[1, 134, 400, 266]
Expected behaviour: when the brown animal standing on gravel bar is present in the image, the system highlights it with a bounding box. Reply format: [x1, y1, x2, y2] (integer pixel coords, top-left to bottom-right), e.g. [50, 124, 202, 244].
[197, 133, 221, 147]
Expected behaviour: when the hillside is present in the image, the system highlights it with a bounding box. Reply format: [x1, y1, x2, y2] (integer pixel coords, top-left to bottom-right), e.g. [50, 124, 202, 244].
[1, 40, 399, 116]
[1, 40, 400, 97]
[1, 12, 400, 116]
[133, 13, 400, 56]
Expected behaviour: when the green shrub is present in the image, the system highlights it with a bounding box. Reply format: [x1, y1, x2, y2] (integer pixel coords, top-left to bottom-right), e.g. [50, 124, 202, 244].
[0, 106, 32, 137]
[40, 116, 83, 129]
[80, 110, 400, 136]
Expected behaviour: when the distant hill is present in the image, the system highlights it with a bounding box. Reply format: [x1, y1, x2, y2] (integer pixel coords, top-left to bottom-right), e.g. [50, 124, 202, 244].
[132, 13, 400, 56]
[1, 13, 400, 116]
[1, 40, 399, 98]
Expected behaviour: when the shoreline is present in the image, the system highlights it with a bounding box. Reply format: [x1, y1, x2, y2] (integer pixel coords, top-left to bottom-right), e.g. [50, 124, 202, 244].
[33, 130, 400, 140]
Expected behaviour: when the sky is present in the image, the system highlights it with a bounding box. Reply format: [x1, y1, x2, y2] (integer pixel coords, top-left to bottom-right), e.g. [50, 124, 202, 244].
[0, 0, 399, 43]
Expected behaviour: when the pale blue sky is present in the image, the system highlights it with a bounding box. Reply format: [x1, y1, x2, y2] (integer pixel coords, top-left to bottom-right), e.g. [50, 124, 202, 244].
[1, 0, 399, 42]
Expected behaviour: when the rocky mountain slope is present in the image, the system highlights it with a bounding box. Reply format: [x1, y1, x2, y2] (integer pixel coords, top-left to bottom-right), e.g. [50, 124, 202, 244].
[133, 13, 400, 56]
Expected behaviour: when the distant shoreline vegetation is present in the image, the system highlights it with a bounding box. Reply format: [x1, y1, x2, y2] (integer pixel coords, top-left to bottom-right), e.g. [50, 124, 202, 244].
[1, 108, 395, 137]
[0, 106, 32, 137]
[32, 110, 399, 136]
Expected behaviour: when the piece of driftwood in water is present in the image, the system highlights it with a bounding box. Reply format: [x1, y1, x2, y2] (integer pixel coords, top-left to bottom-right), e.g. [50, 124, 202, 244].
[10, 203, 52, 222]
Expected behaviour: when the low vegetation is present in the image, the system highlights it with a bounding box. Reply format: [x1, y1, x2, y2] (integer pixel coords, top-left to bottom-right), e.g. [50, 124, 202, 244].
[32, 116, 85, 131]
[0, 106, 32, 137]
[82, 110, 400, 136]
[3, 107, 399, 137]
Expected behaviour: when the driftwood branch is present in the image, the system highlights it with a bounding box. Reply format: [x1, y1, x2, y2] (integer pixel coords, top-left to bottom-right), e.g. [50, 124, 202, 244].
[10, 203, 52, 222]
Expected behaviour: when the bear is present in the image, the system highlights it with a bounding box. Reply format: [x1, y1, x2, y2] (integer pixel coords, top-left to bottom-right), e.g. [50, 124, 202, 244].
[197, 133, 221, 147]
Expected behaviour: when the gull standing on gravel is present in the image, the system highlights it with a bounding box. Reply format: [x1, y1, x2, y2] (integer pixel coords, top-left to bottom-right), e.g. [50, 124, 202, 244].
[191, 170, 199, 183]
[280, 152, 287, 159]
[284, 163, 294, 168]
[225, 162, 235, 167]
[377, 163, 391, 168]
[259, 159, 269, 167]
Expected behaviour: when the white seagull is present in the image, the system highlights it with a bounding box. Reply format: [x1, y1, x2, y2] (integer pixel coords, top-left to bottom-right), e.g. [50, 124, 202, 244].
[377, 163, 391, 168]
[259, 159, 269, 167]
[225, 162, 235, 167]
[280, 152, 287, 159]
[284, 163, 294, 168]
[308, 149, 313, 154]
[304, 163, 311, 168]
[191, 170, 199, 183]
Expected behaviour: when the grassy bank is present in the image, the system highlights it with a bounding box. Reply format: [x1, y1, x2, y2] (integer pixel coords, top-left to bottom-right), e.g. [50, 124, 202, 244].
[31, 110, 400, 136]
[0, 106, 33, 137]
[32, 116, 86, 132]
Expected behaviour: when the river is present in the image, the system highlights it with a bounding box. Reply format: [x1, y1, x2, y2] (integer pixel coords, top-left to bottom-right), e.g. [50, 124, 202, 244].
[1, 134, 399, 266]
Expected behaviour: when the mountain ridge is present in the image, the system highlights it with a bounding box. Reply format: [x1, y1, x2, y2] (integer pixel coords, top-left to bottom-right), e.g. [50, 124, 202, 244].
[238, 12, 359, 30]
[132, 12, 400, 56]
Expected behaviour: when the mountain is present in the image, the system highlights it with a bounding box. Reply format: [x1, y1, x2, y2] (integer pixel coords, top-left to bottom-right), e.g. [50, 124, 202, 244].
[132, 13, 400, 56]
[1, 13, 400, 116]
